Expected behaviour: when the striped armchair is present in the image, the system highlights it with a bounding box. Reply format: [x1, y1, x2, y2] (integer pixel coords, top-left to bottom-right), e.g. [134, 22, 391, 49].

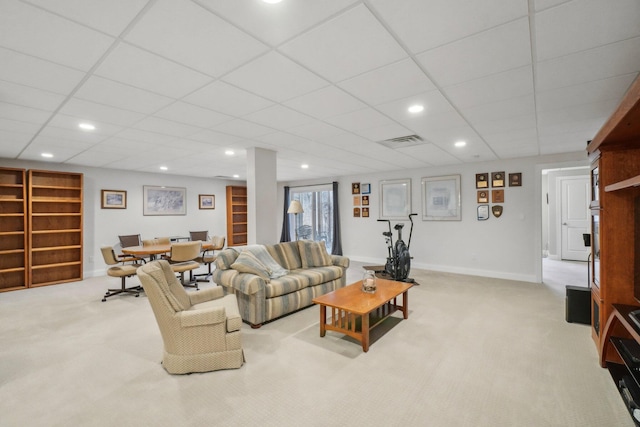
[137, 260, 244, 374]
[212, 241, 350, 328]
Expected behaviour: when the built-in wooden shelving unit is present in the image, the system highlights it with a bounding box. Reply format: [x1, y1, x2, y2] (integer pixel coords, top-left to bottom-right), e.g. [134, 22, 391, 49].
[226, 186, 247, 246]
[0, 167, 28, 292]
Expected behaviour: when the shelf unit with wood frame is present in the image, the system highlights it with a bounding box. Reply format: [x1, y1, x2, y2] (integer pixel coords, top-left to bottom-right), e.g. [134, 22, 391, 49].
[587, 74, 640, 423]
[0, 167, 28, 292]
[226, 186, 247, 246]
[28, 170, 83, 287]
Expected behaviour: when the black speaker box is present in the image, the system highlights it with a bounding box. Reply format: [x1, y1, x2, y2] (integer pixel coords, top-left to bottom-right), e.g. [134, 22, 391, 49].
[566, 285, 591, 324]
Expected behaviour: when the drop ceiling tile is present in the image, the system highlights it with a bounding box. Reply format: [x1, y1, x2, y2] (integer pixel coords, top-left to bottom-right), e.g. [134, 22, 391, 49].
[536, 0, 640, 61]
[24, 0, 148, 36]
[280, 5, 407, 82]
[462, 94, 535, 124]
[44, 116, 122, 140]
[154, 102, 233, 128]
[287, 121, 345, 141]
[539, 132, 594, 154]
[354, 122, 413, 142]
[183, 81, 274, 117]
[65, 149, 128, 167]
[401, 110, 468, 135]
[243, 105, 313, 131]
[375, 90, 454, 123]
[283, 86, 366, 120]
[93, 137, 157, 153]
[537, 99, 619, 135]
[395, 143, 460, 166]
[491, 140, 540, 158]
[484, 127, 539, 146]
[222, 51, 328, 102]
[0, 47, 85, 95]
[416, 18, 531, 87]
[187, 129, 247, 145]
[0, 132, 31, 157]
[0, 118, 41, 135]
[255, 132, 310, 149]
[0, 0, 114, 71]
[338, 58, 436, 105]
[125, 0, 267, 77]
[0, 102, 51, 125]
[196, 0, 358, 46]
[115, 128, 176, 144]
[18, 142, 85, 162]
[536, 38, 640, 91]
[368, 0, 528, 53]
[443, 66, 533, 109]
[536, 74, 637, 113]
[211, 118, 275, 139]
[0, 81, 65, 111]
[533, 0, 571, 12]
[95, 43, 212, 98]
[74, 76, 174, 114]
[473, 113, 537, 136]
[133, 116, 202, 138]
[59, 98, 146, 127]
[325, 108, 396, 133]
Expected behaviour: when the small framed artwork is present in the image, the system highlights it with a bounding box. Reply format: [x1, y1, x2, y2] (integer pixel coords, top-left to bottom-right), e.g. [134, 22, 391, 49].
[354, 207, 361, 217]
[362, 207, 370, 217]
[492, 189, 504, 203]
[352, 182, 360, 194]
[509, 173, 522, 187]
[476, 173, 489, 189]
[421, 175, 461, 221]
[361, 183, 371, 194]
[101, 189, 126, 209]
[199, 194, 215, 209]
[477, 205, 489, 221]
[362, 195, 370, 206]
[353, 196, 361, 206]
[477, 190, 488, 203]
[380, 178, 411, 220]
[143, 185, 186, 216]
[491, 171, 505, 187]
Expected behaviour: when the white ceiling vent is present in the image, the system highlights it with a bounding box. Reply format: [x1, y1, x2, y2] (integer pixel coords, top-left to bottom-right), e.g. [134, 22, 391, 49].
[377, 134, 425, 149]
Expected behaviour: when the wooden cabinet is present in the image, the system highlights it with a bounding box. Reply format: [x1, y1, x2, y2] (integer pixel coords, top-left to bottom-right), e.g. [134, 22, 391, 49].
[0, 167, 28, 292]
[587, 75, 640, 423]
[226, 186, 247, 246]
[28, 170, 83, 287]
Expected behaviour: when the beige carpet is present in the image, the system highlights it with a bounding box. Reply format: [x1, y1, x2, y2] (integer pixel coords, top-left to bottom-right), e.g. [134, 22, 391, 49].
[0, 262, 633, 427]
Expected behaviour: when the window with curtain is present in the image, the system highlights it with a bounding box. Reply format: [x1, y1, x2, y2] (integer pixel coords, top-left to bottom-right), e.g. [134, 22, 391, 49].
[290, 184, 334, 253]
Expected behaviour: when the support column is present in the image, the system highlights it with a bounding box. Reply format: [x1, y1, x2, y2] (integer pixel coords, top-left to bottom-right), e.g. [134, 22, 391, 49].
[246, 147, 277, 245]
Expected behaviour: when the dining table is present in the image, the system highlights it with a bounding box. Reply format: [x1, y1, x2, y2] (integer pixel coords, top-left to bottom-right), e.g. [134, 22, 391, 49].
[122, 241, 213, 260]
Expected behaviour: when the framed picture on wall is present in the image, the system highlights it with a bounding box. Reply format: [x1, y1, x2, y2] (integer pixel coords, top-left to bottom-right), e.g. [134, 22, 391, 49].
[101, 189, 126, 209]
[143, 185, 186, 216]
[199, 194, 215, 209]
[421, 175, 461, 221]
[379, 178, 411, 220]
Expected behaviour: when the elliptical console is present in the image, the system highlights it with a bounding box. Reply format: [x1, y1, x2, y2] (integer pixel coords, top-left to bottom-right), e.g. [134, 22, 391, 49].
[377, 213, 417, 283]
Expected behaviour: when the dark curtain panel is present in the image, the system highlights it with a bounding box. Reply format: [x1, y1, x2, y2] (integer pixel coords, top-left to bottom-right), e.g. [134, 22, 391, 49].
[331, 181, 343, 255]
[280, 186, 291, 242]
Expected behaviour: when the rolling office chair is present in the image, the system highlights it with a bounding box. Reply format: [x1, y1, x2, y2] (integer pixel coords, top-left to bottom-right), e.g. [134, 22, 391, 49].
[194, 235, 225, 282]
[100, 246, 142, 302]
[167, 241, 202, 289]
[118, 234, 147, 264]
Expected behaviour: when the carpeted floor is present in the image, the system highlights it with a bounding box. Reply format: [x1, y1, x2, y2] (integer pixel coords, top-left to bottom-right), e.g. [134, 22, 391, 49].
[0, 261, 633, 427]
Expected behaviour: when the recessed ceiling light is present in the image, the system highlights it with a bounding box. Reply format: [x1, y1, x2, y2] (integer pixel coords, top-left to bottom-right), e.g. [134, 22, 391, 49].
[233, 174, 240, 178]
[41, 153, 53, 158]
[455, 141, 467, 147]
[262, 0, 282, 3]
[160, 166, 168, 171]
[301, 164, 309, 169]
[225, 150, 234, 156]
[78, 123, 95, 131]
[408, 105, 424, 113]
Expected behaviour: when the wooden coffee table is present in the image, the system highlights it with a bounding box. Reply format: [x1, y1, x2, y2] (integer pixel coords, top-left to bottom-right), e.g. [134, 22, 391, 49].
[312, 278, 414, 352]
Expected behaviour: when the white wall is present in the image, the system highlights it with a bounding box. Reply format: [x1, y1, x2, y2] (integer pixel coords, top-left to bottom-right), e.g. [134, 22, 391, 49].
[280, 151, 588, 283]
[1, 158, 239, 277]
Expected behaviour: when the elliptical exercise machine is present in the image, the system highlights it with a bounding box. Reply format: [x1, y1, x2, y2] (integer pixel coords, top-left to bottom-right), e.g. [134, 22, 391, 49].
[377, 213, 417, 283]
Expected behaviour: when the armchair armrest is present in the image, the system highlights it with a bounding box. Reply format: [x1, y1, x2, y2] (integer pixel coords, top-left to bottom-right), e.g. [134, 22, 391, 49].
[188, 286, 224, 305]
[213, 268, 266, 296]
[179, 305, 226, 327]
[331, 255, 350, 269]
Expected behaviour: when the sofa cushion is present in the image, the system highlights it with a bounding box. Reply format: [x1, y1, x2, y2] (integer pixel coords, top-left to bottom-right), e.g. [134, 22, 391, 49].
[215, 248, 239, 270]
[231, 251, 271, 282]
[266, 241, 302, 270]
[298, 240, 332, 268]
[265, 266, 343, 298]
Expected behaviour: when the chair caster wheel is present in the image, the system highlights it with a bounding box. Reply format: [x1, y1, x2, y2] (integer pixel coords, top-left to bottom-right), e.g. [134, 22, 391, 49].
[102, 298, 106, 302]
[135, 294, 140, 297]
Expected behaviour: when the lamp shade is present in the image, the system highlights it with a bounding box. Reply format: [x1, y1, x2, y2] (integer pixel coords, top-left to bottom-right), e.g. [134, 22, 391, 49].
[287, 200, 303, 214]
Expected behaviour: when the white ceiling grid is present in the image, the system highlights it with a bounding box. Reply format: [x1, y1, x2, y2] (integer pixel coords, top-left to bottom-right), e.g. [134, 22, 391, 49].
[0, 0, 638, 181]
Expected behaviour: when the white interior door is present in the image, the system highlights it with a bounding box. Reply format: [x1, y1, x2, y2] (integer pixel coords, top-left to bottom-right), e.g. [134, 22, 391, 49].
[560, 176, 589, 261]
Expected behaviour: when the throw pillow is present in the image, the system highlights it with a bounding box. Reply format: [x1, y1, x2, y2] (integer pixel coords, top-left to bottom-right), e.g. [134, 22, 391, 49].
[298, 240, 332, 268]
[231, 250, 272, 282]
[214, 248, 239, 270]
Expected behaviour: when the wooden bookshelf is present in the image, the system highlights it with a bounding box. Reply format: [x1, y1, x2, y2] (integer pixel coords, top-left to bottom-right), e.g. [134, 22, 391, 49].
[226, 186, 247, 246]
[0, 167, 28, 292]
[28, 170, 83, 287]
